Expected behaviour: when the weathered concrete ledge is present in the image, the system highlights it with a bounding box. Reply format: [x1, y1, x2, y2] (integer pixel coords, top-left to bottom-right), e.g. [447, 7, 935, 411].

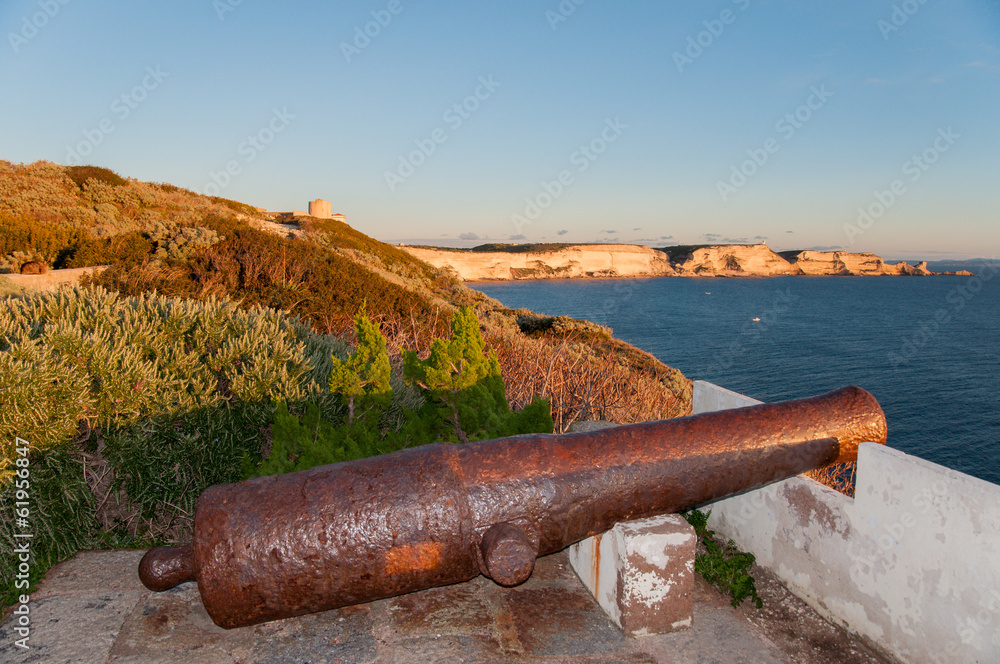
[696, 380, 1000, 664]
[2, 266, 108, 292]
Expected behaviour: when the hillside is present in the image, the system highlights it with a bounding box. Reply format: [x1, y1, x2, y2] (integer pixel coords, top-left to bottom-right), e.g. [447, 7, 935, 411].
[1, 159, 696, 608]
[0, 160, 691, 424]
[0, 161, 256, 273]
[0, 161, 466, 332]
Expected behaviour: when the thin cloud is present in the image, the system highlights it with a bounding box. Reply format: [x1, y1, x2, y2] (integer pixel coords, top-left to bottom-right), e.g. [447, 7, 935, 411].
[459, 232, 480, 240]
[965, 61, 1000, 73]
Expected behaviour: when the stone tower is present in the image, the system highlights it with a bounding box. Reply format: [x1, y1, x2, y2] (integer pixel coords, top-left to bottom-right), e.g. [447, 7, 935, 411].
[308, 199, 332, 219]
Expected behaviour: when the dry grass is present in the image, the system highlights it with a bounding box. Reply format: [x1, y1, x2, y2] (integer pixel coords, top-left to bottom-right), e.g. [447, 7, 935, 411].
[805, 462, 857, 497]
[482, 311, 691, 432]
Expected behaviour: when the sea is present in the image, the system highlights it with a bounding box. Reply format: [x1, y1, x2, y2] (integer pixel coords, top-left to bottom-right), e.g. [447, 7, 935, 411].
[472, 263, 1000, 486]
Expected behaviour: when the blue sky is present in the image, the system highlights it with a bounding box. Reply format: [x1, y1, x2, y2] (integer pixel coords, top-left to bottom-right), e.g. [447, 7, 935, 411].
[2, 0, 998, 259]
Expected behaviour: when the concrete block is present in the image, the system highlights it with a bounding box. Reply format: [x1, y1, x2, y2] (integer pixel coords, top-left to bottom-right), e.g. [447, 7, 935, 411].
[2, 266, 109, 293]
[569, 514, 696, 637]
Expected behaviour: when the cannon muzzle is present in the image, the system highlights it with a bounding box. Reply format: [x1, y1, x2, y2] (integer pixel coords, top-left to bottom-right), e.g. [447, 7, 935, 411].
[140, 385, 886, 628]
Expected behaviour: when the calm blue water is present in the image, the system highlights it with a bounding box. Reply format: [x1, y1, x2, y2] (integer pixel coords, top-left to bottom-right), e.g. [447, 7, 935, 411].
[474, 268, 1000, 486]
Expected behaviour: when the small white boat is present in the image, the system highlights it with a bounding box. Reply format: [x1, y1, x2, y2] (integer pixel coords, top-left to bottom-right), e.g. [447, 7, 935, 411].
[753, 317, 761, 322]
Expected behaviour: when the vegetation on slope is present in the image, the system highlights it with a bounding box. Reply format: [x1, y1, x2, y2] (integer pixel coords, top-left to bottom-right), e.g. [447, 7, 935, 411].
[0, 287, 348, 604]
[93, 223, 450, 340]
[0, 160, 691, 427]
[470, 242, 581, 253]
[655, 244, 715, 261]
[0, 160, 695, 606]
[0, 161, 260, 273]
[0, 289, 557, 607]
[254, 307, 552, 477]
[481, 307, 690, 431]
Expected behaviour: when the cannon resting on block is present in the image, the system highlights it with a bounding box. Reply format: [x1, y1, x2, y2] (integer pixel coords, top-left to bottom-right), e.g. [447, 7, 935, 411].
[139, 385, 887, 629]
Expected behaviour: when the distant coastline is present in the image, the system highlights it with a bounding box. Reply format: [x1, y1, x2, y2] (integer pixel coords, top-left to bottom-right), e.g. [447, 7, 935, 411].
[399, 242, 974, 282]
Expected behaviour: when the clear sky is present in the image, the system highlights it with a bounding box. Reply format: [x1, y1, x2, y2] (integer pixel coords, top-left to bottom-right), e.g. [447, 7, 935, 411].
[2, 0, 998, 259]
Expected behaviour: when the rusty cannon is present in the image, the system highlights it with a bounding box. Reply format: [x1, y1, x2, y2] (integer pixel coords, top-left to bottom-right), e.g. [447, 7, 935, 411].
[139, 385, 887, 629]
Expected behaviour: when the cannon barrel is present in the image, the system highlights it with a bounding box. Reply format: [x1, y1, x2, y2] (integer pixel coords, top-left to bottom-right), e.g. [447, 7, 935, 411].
[139, 385, 886, 629]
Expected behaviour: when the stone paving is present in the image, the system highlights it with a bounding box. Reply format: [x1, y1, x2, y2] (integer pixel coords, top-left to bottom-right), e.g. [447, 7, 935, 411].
[1, 548, 891, 664]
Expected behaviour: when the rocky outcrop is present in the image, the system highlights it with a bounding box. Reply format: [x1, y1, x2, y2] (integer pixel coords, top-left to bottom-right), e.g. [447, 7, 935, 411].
[792, 251, 931, 276]
[672, 244, 797, 277]
[400, 245, 676, 281]
[401, 243, 945, 281]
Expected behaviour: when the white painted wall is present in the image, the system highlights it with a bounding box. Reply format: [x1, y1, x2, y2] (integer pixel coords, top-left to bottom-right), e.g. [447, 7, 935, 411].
[695, 380, 1000, 664]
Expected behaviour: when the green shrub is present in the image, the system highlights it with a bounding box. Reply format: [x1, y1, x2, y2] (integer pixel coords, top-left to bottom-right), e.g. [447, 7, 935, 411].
[0, 286, 349, 604]
[0, 215, 89, 267]
[209, 196, 260, 218]
[148, 226, 221, 262]
[250, 307, 553, 477]
[515, 312, 612, 342]
[328, 306, 392, 423]
[470, 242, 577, 253]
[62, 231, 154, 268]
[403, 306, 551, 443]
[683, 509, 762, 609]
[0, 162, 258, 270]
[65, 165, 128, 189]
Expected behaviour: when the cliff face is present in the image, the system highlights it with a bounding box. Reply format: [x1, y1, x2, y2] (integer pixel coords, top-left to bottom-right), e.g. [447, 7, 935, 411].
[793, 251, 931, 276]
[400, 245, 676, 281]
[401, 243, 940, 281]
[672, 244, 797, 277]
